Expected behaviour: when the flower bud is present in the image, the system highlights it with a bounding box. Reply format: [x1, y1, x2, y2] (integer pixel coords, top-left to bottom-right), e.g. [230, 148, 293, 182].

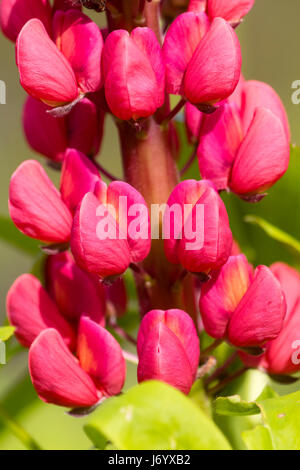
[52, 9, 103, 95]
[46, 252, 106, 325]
[163, 12, 241, 107]
[189, 0, 255, 26]
[71, 181, 151, 279]
[200, 255, 286, 348]
[102, 27, 165, 120]
[163, 179, 232, 274]
[0, 0, 51, 42]
[23, 96, 103, 162]
[77, 316, 126, 396]
[194, 79, 290, 198]
[137, 309, 200, 394]
[9, 160, 72, 244]
[6, 274, 75, 349]
[16, 11, 103, 106]
[29, 329, 100, 408]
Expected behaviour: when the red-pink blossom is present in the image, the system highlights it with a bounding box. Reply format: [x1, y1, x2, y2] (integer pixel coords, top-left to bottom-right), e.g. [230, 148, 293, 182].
[187, 79, 290, 199]
[46, 252, 106, 325]
[189, 0, 255, 25]
[0, 0, 51, 42]
[29, 317, 126, 408]
[6, 274, 75, 349]
[200, 255, 287, 348]
[102, 27, 165, 120]
[71, 180, 151, 279]
[163, 179, 232, 274]
[16, 11, 103, 106]
[163, 12, 241, 106]
[23, 96, 104, 162]
[137, 309, 200, 394]
[9, 160, 73, 244]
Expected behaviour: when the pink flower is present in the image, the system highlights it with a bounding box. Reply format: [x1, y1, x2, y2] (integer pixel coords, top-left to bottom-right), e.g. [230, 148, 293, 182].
[137, 309, 200, 394]
[46, 252, 106, 325]
[29, 317, 126, 408]
[200, 255, 286, 349]
[9, 160, 73, 244]
[23, 96, 104, 162]
[163, 179, 233, 274]
[6, 274, 76, 349]
[187, 79, 290, 199]
[102, 27, 165, 120]
[16, 10, 103, 106]
[189, 0, 255, 26]
[9, 151, 102, 244]
[71, 180, 151, 279]
[105, 277, 128, 318]
[0, 0, 51, 42]
[241, 263, 300, 376]
[163, 12, 241, 107]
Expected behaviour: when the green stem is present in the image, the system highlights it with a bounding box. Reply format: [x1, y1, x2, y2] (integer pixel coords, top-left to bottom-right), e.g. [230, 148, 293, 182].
[201, 339, 222, 357]
[205, 351, 239, 387]
[208, 367, 249, 396]
[0, 404, 42, 450]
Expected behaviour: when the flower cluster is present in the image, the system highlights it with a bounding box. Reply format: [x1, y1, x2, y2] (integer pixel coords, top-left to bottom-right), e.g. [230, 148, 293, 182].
[1, 0, 297, 410]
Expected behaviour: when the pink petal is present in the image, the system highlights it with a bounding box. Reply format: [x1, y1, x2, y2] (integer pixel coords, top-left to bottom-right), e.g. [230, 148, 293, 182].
[184, 17, 241, 105]
[23, 96, 67, 162]
[197, 101, 243, 190]
[265, 300, 300, 375]
[137, 320, 194, 395]
[107, 181, 151, 263]
[46, 252, 106, 325]
[67, 97, 102, 157]
[16, 19, 78, 106]
[188, 0, 207, 13]
[60, 149, 101, 213]
[207, 0, 255, 23]
[200, 255, 252, 339]
[227, 265, 286, 348]
[137, 309, 200, 377]
[70, 192, 131, 279]
[105, 277, 128, 317]
[6, 274, 75, 349]
[77, 317, 126, 396]
[103, 29, 162, 120]
[0, 0, 51, 42]
[53, 9, 103, 94]
[241, 80, 290, 141]
[164, 179, 232, 273]
[270, 262, 300, 321]
[131, 27, 165, 110]
[163, 12, 210, 95]
[29, 329, 99, 407]
[185, 102, 203, 144]
[9, 160, 72, 243]
[230, 107, 290, 197]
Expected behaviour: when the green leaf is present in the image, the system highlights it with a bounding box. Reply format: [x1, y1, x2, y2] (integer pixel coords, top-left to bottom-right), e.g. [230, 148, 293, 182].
[242, 426, 274, 450]
[0, 215, 39, 256]
[258, 391, 300, 450]
[85, 381, 231, 450]
[214, 395, 261, 417]
[244, 214, 300, 259]
[0, 327, 15, 342]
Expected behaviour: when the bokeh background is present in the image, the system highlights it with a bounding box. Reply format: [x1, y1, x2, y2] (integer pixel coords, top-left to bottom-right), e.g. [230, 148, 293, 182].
[0, 0, 300, 449]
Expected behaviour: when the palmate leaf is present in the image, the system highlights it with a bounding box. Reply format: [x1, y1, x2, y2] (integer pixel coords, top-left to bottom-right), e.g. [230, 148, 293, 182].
[85, 381, 232, 450]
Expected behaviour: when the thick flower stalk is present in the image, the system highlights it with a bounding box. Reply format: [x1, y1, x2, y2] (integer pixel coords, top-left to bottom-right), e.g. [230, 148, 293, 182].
[2, 0, 298, 424]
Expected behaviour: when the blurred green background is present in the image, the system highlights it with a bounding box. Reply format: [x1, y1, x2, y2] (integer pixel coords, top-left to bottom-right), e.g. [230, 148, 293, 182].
[0, 0, 300, 449]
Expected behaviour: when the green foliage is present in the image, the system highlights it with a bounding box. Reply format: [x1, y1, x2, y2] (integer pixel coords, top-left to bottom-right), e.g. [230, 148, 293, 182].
[0, 327, 15, 342]
[85, 381, 231, 450]
[215, 386, 300, 450]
